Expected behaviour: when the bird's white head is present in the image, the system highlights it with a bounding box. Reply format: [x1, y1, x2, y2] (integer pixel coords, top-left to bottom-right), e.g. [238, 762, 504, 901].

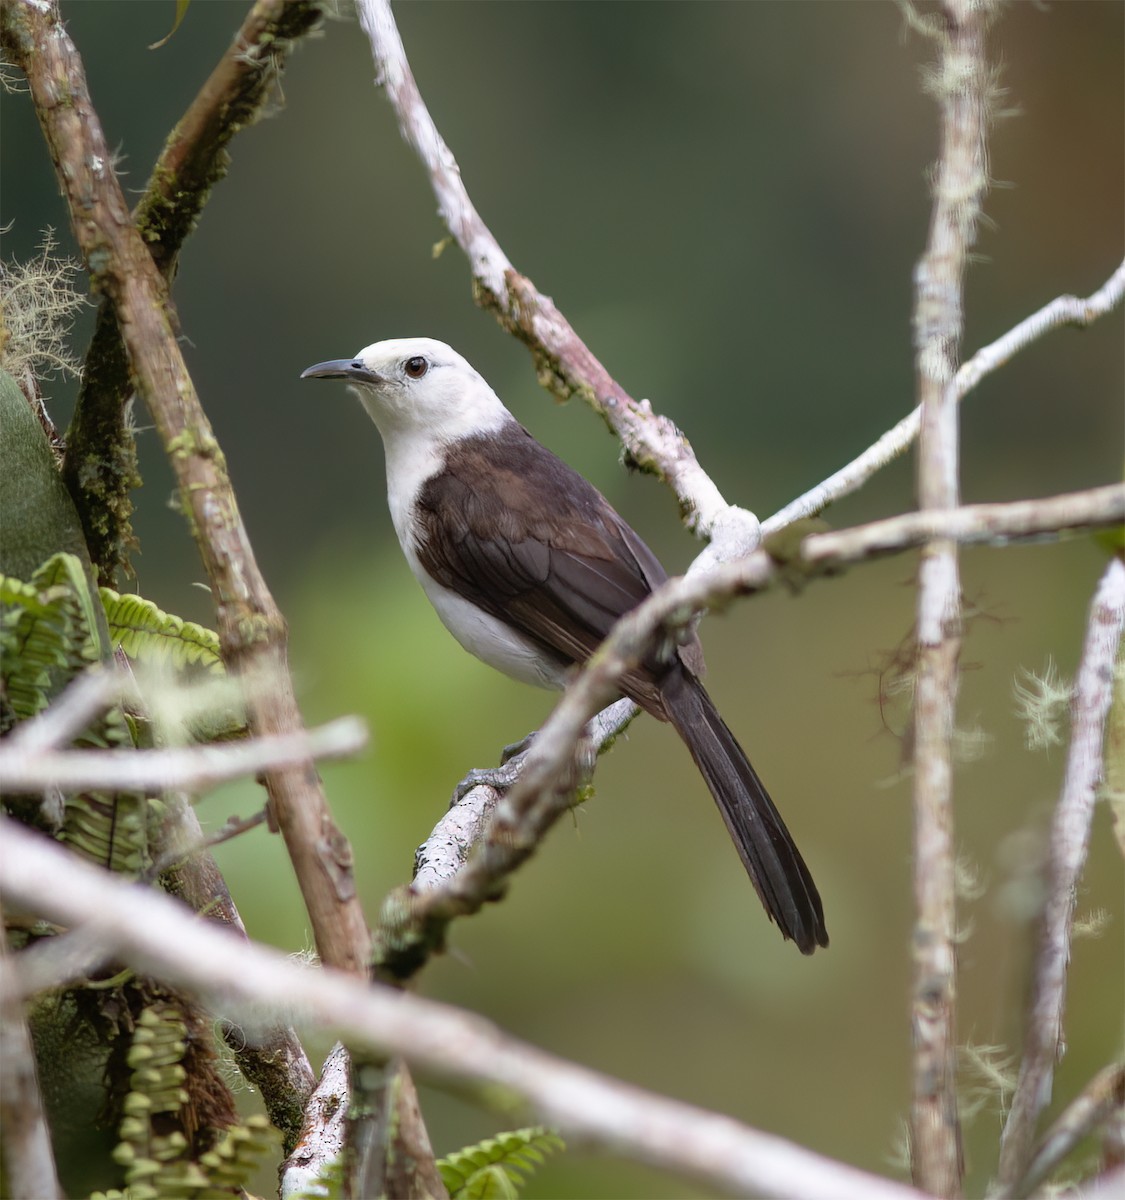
[301, 337, 510, 446]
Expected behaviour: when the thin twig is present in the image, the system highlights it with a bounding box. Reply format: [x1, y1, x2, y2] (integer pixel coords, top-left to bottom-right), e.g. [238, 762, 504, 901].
[909, 2, 994, 1192]
[953, 258, 1125, 399]
[996, 558, 1125, 1192]
[372, 487, 1123, 979]
[0, 819, 926, 1200]
[0, 715, 367, 793]
[145, 807, 269, 881]
[801, 484, 1125, 566]
[0, 668, 118, 754]
[764, 259, 1125, 535]
[0, 916, 63, 1200]
[357, 0, 736, 542]
[1012, 1062, 1125, 1199]
[2, 0, 372, 978]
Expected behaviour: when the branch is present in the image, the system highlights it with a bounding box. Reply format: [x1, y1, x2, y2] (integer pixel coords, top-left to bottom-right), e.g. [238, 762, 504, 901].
[764, 258, 1125, 535]
[1, 0, 372, 977]
[0, 713, 366, 793]
[357, 0, 744, 546]
[996, 557, 1125, 1192]
[0, 917, 63, 1200]
[282, 1042, 349, 1195]
[908, 3, 995, 1192]
[362, 0, 1125, 570]
[953, 258, 1125, 399]
[0, 820, 927, 1200]
[1012, 1062, 1125, 1199]
[372, 485, 1123, 979]
[412, 698, 638, 891]
[801, 484, 1125, 566]
[61, 0, 327, 582]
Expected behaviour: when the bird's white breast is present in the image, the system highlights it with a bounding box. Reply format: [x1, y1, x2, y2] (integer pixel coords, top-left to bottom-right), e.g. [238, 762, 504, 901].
[409, 558, 568, 690]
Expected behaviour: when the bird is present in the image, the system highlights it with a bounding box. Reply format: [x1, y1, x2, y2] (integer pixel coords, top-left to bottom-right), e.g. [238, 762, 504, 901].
[301, 337, 828, 954]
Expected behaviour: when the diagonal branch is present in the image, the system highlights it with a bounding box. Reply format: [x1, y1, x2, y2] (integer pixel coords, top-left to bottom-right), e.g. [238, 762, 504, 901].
[1, 0, 371, 977]
[358, 0, 737, 543]
[0, 918, 63, 1200]
[996, 557, 1125, 1193]
[371, 484, 1125, 980]
[0, 818, 928, 1200]
[1012, 1062, 1125, 1199]
[765, 257, 1125, 535]
[62, 0, 327, 583]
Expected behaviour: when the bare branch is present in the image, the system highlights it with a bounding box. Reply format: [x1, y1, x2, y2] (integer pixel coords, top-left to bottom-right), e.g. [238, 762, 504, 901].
[1012, 1062, 1125, 1199]
[0, 819, 927, 1200]
[0, 919, 63, 1200]
[954, 258, 1125, 400]
[801, 484, 1125, 566]
[764, 259, 1125, 535]
[996, 558, 1125, 1192]
[908, 2, 996, 1191]
[1, 0, 372, 977]
[282, 1042, 349, 1195]
[357, 0, 738, 543]
[0, 714, 367, 793]
[412, 698, 638, 891]
[374, 486, 1122, 979]
[61, 0, 327, 581]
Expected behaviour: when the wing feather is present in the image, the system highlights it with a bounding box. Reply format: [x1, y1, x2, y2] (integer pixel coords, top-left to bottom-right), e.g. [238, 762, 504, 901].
[413, 422, 679, 708]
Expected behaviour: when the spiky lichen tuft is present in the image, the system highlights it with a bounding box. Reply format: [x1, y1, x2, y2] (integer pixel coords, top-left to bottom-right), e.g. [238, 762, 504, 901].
[1013, 660, 1072, 753]
[0, 228, 87, 391]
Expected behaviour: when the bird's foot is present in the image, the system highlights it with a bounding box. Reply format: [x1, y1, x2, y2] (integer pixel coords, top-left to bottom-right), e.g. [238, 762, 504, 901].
[450, 732, 537, 805]
[500, 730, 536, 763]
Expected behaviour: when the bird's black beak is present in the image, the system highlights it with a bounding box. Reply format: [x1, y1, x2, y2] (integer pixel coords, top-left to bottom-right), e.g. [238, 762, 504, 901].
[300, 359, 385, 384]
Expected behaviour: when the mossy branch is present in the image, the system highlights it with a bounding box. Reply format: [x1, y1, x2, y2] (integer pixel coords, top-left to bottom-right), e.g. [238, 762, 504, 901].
[59, 0, 327, 585]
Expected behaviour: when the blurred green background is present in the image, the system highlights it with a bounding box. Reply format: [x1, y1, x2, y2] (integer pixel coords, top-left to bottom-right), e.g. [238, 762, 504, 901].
[4, 2, 1122, 1196]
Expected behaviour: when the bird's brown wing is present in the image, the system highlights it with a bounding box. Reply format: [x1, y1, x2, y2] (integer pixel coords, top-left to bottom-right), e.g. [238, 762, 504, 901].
[413, 421, 684, 711]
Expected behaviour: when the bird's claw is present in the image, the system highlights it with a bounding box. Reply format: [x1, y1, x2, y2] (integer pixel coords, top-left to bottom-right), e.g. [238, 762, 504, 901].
[450, 736, 536, 806]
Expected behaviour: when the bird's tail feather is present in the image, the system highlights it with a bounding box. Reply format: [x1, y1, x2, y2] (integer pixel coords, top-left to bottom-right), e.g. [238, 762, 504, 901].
[660, 668, 828, 954]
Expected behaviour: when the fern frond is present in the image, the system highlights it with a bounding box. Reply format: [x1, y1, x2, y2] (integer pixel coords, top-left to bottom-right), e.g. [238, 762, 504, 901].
[0, 553, 105, 721]
[438, 1126, 565, 1200]
[2, 554, 149, 872]
[106, 1003, 277, 1200]
[101, 589, 223, 674]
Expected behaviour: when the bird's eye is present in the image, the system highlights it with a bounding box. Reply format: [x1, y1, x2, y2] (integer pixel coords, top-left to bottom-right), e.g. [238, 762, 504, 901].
[404, 356, 428, 379]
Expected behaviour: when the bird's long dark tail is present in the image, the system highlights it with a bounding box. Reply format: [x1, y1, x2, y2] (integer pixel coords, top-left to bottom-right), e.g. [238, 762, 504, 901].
[659, 667, 828, 954]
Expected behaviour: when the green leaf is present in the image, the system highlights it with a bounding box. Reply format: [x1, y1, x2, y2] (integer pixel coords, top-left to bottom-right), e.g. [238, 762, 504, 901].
[438, 1127, 565, 1200]
[101, 588, 223, 673]
[148, 0, 191, 50]
[1, 552, 106, 721]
